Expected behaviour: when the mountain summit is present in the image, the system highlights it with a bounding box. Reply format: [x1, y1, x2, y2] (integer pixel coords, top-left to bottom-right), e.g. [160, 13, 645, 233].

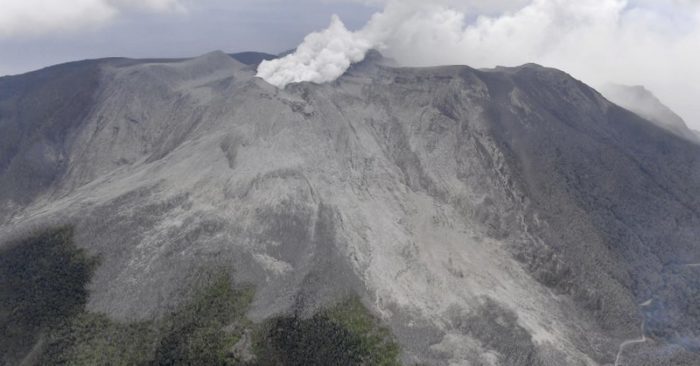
[1, 51, 699, 365]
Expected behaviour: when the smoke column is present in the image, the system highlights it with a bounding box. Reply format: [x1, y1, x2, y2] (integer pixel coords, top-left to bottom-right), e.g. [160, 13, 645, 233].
[257, 0, 700, 128]
[257, 1, 444, 88]
[257, 15, 374, 88]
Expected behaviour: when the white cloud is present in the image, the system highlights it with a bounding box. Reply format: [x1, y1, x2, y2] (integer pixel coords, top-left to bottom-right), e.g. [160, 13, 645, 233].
[334, 0, 530, 14]
[0, 0, 184, 38]
[259, 0, 700, 127]
[257, 15, 374, 88]
[109, 0, 185, 12]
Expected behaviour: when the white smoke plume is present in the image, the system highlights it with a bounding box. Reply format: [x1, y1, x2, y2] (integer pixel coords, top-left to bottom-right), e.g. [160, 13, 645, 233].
[258, 0, 700, 128]
[257, 15, 374, 88]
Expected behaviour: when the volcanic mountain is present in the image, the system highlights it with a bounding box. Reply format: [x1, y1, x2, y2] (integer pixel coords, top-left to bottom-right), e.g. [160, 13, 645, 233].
[600, 84, 698, 143]
[1, 50, 699, 365]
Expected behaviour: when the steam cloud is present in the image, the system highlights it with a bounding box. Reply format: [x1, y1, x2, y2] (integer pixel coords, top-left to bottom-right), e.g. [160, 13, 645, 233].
[258, 0, 700, 128]
[257, 15, 374, 88]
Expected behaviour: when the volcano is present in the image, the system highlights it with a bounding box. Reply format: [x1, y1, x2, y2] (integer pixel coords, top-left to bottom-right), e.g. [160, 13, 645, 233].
[1, 50, 699, 366]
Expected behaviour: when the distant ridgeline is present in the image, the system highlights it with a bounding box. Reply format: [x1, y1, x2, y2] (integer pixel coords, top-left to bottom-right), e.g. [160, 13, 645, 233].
[0, 227, 400, 366]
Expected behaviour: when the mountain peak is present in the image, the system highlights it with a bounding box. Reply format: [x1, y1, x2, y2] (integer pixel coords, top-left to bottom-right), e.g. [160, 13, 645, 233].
[600, 83, 695, 141]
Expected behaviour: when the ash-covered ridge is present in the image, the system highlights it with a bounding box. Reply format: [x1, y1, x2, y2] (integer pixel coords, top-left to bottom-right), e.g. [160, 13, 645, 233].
[1, 51, 700, 365]
[601, 84, 698, 143]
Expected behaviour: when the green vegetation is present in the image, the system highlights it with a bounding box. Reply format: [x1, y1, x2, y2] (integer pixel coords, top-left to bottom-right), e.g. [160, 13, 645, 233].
[0, 226, 401, 366]
[40, 313, 156, 365]
[326, 298, 401, 366]
[153, 275, 254, 365]
[0, 226, 99, 364]
[36, 272, 254, 366]
[254, 298, 401, 366]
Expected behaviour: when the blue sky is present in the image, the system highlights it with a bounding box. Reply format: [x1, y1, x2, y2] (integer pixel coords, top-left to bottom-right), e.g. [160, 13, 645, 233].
[0, 0, 379, 76]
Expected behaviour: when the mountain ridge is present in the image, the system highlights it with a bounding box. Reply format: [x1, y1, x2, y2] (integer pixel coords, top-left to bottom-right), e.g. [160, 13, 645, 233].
[600, 84, 698, 142]
[1, 50, 699, 365]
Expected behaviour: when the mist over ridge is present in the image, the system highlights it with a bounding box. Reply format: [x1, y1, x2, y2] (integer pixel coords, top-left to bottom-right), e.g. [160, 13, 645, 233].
[258, 0, 700, 129]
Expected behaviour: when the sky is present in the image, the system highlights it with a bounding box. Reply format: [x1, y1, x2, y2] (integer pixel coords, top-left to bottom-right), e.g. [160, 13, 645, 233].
[1, 0, 699, 129]
[0, 0, 379, 76]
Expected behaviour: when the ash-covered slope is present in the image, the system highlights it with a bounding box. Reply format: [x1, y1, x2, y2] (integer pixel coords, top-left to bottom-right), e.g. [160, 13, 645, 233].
[1, 50, 700, 365]
[600, 84, 698, 143]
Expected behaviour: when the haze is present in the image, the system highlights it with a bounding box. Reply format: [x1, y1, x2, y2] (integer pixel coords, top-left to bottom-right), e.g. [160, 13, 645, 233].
[1, 0, 698, 129]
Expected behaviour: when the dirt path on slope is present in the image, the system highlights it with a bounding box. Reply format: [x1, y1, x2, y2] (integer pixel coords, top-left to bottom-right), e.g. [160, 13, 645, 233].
[614, 301, 652, 366]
